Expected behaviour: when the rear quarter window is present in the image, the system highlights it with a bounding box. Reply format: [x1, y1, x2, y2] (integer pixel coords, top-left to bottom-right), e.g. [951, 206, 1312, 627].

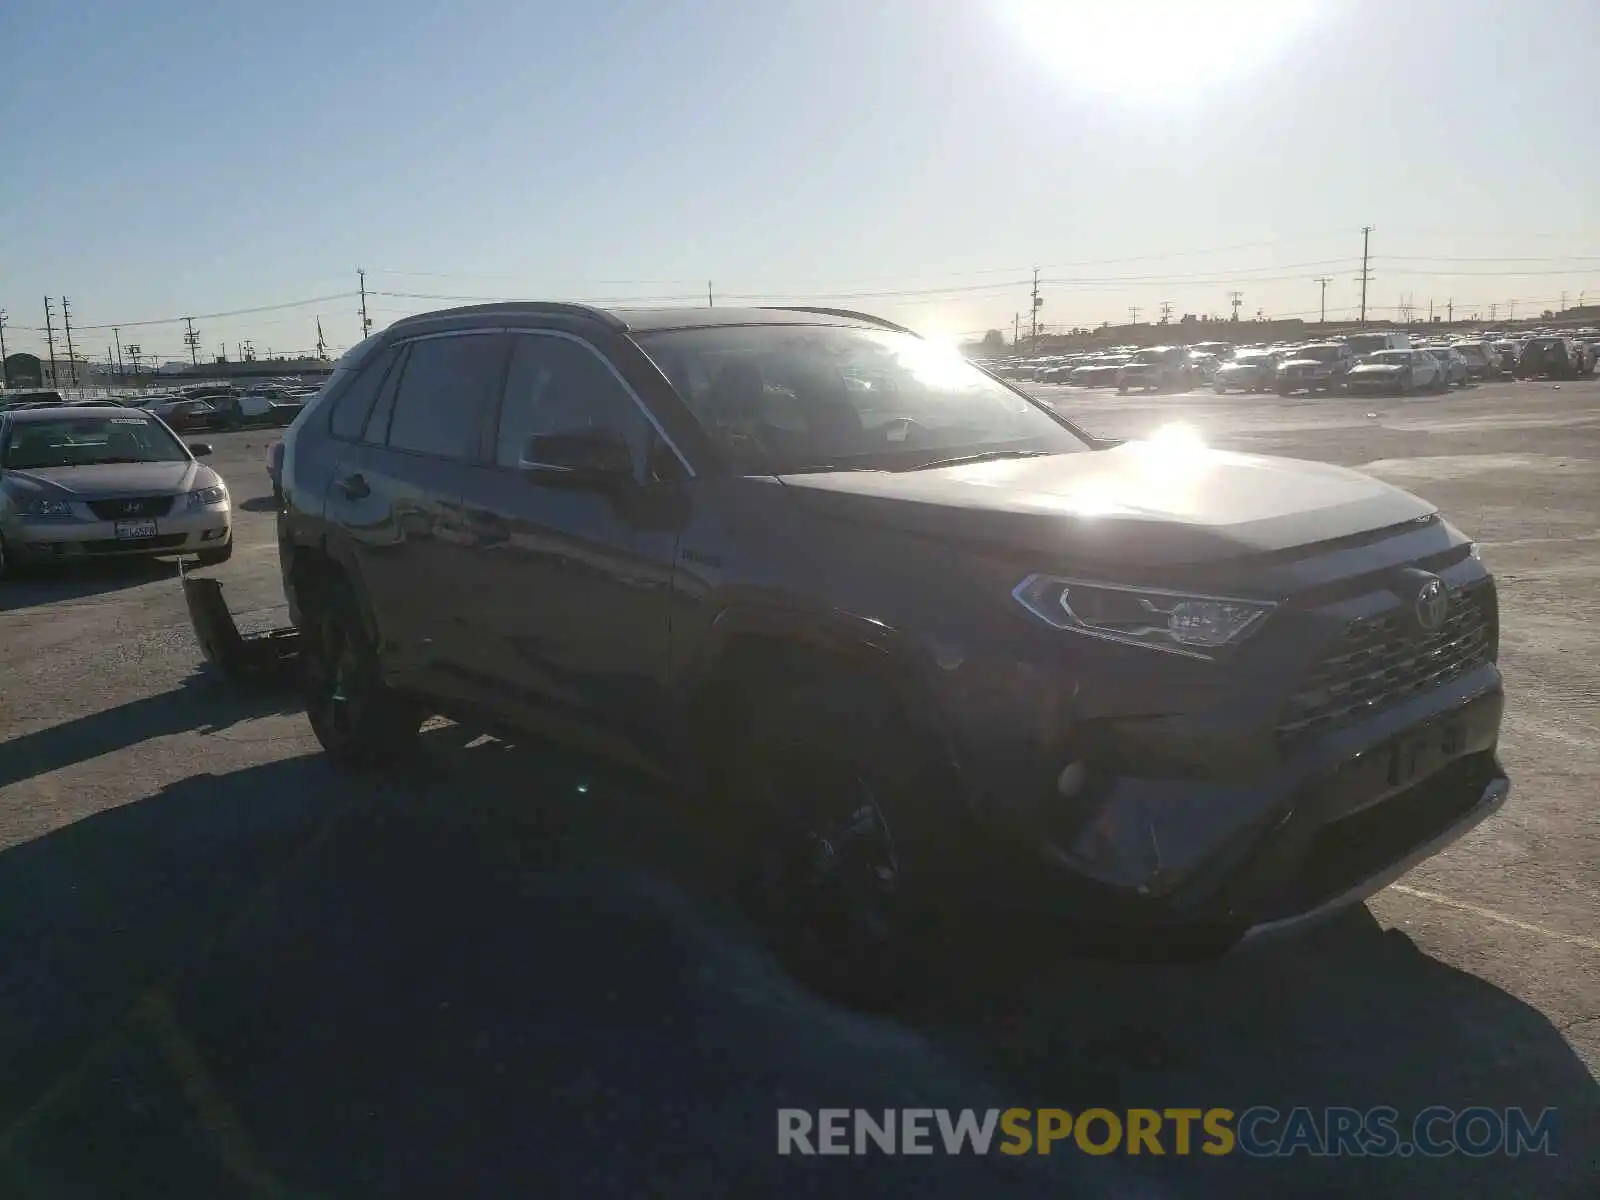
[327, 348, 400, 440]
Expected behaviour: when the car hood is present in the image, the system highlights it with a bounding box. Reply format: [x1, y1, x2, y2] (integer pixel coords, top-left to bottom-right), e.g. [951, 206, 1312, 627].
[1280, 357, 1336, 370]
[1349, 362, 1405, 374]
[1217, 361, 1265, 373]
[779, 443, 1435, 567]
[1, 460, 216, 498]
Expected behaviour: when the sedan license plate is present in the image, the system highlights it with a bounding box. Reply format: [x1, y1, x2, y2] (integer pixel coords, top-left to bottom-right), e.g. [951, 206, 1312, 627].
[114, 519, 157, 539]
[1386, 718, 1465, 788]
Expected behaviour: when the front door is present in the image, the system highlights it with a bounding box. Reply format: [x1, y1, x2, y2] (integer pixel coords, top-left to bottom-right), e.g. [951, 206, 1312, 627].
[454, 331, 687, 763]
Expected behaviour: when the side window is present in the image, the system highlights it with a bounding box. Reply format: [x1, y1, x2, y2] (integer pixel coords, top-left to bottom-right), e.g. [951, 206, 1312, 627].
[385, 334, 507, 460]
[494, 334, 670, 479]
[327, 347, 398, 440]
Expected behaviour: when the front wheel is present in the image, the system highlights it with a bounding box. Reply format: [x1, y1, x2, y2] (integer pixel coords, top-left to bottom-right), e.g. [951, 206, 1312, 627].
[1213, 384, 1226, 394]
[303, 583, 424, 768]
[718, 683, 962, 1009]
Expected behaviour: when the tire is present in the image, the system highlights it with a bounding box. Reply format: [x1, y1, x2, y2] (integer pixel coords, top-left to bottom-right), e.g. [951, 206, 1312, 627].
[1213, 384, 1226, 394]
[194, 541, 233, 567]
[1276, 385, 1292, 397]
[716, 680, 963, 1009]
[0, 534, 11, 580]
[272, 483, 284, 509]
[302, 581, 424, 768]
[1116, 385, 1128, 395]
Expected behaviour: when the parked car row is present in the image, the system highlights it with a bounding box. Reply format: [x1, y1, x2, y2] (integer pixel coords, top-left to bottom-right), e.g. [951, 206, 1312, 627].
[988, 325, 1599, 392]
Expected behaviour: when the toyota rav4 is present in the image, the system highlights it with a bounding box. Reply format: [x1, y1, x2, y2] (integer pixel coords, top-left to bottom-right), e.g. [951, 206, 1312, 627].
[273, 303, 1508, 1001]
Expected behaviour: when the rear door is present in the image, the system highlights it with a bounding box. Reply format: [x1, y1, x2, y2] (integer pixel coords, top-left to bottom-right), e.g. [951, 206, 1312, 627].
[454, 329, 689, 760]
[322, 331, 509, 685]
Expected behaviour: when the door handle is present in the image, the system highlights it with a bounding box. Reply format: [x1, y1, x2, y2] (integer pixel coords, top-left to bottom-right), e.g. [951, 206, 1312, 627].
[336, 473, 370, 500]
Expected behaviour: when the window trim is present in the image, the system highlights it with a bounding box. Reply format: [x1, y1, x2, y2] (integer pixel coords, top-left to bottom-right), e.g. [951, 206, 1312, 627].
[492, 328, 696, 480]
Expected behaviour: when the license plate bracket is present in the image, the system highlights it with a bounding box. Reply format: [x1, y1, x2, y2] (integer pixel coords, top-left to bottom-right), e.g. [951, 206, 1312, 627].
[114, 518, 158, 539]
[1387, 718, 1465, 788]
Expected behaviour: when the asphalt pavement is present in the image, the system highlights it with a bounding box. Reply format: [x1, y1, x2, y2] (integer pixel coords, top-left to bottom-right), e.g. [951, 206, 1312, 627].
[0, 385, 1596, 1198]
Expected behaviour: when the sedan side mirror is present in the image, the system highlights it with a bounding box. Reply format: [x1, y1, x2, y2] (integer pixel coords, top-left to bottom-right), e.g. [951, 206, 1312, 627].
[189, 442, 214, 457]
[519, 429, 634, 488]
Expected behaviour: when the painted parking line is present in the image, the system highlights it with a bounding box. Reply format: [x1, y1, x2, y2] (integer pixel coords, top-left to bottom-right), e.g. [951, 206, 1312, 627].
[1388, 884, 1600, 953]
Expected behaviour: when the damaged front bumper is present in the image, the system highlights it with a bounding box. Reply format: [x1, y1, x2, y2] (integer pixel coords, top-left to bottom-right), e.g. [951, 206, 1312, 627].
[182, 570, 301, 683]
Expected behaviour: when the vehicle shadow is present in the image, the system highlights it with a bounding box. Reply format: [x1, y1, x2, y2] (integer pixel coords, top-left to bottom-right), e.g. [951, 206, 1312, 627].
[0, 558, 179, 613]
[236, 496, 278, 513]
[1, 732, 1593, 1198]
[0, 667, 302, 788]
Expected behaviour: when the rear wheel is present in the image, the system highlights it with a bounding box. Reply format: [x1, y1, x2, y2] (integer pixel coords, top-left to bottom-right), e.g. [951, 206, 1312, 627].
[302, 582, 424, 768]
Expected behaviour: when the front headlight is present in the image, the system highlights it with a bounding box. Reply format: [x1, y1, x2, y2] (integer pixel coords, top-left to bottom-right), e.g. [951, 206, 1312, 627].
[1013, 575, 1277, 659]
[187, 484, 228, 510]
[18, 497, 73, 518]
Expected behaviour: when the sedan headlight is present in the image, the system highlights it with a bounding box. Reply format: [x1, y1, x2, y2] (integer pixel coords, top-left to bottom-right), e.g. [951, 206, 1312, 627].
[1013, 575, 1277, 659]
[187, 484, 228, 510]
[17, 497, 73, 518]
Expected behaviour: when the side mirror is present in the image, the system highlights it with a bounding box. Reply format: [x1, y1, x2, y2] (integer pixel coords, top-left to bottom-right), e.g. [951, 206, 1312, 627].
[189, 442, 214, 457]
[519, 429, 633, 488]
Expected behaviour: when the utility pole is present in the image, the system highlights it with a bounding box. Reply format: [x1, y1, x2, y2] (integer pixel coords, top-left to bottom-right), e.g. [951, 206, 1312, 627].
[1428, 298, 1433, 324]
[60, 297, 79, 385]
[113, 327, 124, 381]
[1560, 291, 1568, 313]
[0, 310, 8, 389]
[1508, 299, 1517, 322]
[184, 316, 200, 367]
[1447, 299, 1453, 323]
[358, 268, 372, 338]
[1314, 277, 1331, 323]
[1128, 305, 1141, 325]
[707, 280, 713, 308]
[1013, 312, 1020, 345]
[43, 297, 59, 386]
[1357, 225, 1374, 324]
[1489, 303, 1498, 322]
[1029, 267, 1041, 347]
[1228, 291, 1243, 322]
[1159, 300, 1173, 324]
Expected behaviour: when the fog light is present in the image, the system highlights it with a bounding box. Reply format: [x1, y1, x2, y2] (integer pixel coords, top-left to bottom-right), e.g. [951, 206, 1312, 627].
[201, 528, 226, 541]
[1057, 760, 1087, 798]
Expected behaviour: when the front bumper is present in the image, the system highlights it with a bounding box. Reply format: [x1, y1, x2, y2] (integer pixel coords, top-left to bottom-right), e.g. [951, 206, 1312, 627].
[922, 543, 1506, 941]
[5, 508, 231, 561]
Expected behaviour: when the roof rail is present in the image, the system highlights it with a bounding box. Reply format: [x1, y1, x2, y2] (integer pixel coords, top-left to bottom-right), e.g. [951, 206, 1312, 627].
[773, 306, 917, 335]
[390, 301, 626, 331]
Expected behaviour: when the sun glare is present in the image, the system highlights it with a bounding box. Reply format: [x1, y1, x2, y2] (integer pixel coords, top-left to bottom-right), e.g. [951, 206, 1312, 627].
[996, 0, 1323, 103]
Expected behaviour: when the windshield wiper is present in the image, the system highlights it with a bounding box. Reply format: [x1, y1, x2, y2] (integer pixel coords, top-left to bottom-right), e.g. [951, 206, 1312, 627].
[900, 449, 1056, 471]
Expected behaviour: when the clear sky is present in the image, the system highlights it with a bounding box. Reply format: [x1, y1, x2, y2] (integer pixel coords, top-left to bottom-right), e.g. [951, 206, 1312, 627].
[3, 0, 1597, 362]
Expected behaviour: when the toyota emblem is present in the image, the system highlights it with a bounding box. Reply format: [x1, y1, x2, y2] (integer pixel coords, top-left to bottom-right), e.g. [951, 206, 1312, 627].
[1413, 576, 1450, 633]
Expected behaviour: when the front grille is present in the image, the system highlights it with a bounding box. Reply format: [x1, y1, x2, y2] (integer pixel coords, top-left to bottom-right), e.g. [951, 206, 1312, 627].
[87, 495, 175, 519]
[81, 533, 188, 553]
[1277, 582, 1495, 741]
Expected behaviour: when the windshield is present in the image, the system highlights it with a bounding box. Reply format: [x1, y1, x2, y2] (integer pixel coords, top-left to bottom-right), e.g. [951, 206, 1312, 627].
[1, 415, 190, 469]
[1293, 345, 1344, 362]
[1366, 351, 1411, 365]
[635, 325, 1091, 473]
[1229, 353, 1271, 366]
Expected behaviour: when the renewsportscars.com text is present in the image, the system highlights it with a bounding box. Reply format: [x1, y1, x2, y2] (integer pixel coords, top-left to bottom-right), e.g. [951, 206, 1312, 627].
[777, 1107, 1559, 1158]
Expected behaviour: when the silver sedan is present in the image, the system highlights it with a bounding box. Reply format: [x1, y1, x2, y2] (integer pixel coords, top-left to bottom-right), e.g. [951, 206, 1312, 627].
[0, 406, 232, 576]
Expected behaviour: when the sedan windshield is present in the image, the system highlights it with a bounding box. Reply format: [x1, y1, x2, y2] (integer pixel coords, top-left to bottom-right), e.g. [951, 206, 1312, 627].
[1, 415, 190, 469]
[636, 325, 1091, 473]
[1365, 351, 1412, 366]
